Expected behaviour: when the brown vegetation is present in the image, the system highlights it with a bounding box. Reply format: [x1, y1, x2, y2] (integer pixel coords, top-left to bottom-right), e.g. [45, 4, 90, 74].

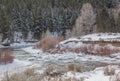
[83, 41, 120, 47]
[55, 40, 120, 56]
[109, 72, 120, 81]
[49, 43, 120, 56]
[24, 67, 35, 76]
[68, 63, 85, 72]
[104, 66, 115, 76]
[115, 72, 120, 81]
[33, 36, 64, 51]
[0, 49, 13, 64]
[44, 65, 54, 76]
[2, 64, 86, 81]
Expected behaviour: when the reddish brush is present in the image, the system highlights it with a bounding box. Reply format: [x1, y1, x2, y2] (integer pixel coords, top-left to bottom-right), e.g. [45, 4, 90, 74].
[34, 36, 64, 51]
[0, 49, 14, 64]
[48, 43, 120, 55]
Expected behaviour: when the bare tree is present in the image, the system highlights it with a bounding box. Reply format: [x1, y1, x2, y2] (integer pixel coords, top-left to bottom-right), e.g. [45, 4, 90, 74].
[74, 3, 96, 37]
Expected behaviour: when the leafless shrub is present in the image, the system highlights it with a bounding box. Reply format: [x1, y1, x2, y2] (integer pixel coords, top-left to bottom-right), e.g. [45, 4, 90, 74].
[33, 36, 64, 51]
[68, 63, 75, 72]
[64, 77, 78, 81]
[2, 72, 27, 81]
[109, 75, 116, 81]
[49, 42, 118, 55]
[24, 67, 35, 76]
[109, 72, 120, 81]
[115, 72, 120, 81]
[43, 65, 68, 77]
[2, 68, 38, 81]
[49, 48, 62, 54]
[68, 63, 85, 72]
[2, 65, 86, 81]
[44, 65, 54, 76]
[27, 74, 44, 81]
[104, 66, 115, 76]
[0, 49, 14, 64]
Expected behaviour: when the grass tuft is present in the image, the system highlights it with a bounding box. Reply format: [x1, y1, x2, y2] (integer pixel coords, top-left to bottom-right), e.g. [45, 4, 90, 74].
[104, 66, 115, 76]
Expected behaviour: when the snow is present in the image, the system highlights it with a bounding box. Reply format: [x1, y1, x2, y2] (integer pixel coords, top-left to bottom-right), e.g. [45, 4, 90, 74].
[21, 47, 41, 54]
[63, 65, 120, 81]
[17, 33, 120, 81]
[13, 31, 23, 42]
[2, 38, 10, 45]
[81, 33, 120, 41]
[59, 41, 84, 49]
[10, 42, 36, 48]
[21, 46, 120, 64]
[111, 53, 120, 59]
[57, 33, 120, 51]
[0, 59, 31, 79]
[0, 33, 120, 81]
[0, 50, 119, 81]
[60, 37, 80, 44]
[85, 69, 110, 81]
[0, 42, 36, 49]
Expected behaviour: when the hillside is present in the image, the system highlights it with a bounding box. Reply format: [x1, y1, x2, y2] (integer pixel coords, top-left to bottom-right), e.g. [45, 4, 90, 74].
[0, 0, 120, 42]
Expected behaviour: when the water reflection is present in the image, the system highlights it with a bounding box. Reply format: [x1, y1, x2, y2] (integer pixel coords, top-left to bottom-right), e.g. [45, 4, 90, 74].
[0, 48, 14, 64]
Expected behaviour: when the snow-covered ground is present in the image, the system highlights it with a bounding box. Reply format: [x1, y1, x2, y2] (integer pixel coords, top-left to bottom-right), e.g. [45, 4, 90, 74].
[0, 33, 120, 81]
[10, 42, 36, 48]
[59, 33, 120, 50]
[0, 50, 119, 81]
[60, 33, 120, 43]
[19, 33, 120, 81]
[22, 47, 120, 64]
[81, 33, 120, 42]
[0, 59, 31, 80]
[62, 65, 120, 81]
[0, 42, 37, 79]
[15, 46, 120, 81]
[0, 41, 37, 49]
[21, 46, 41, 54]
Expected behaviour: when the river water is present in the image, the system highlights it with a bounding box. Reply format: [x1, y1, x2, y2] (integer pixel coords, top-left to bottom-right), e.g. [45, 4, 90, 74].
[12, 49, 109, 72]
[0, 46, 115, 81]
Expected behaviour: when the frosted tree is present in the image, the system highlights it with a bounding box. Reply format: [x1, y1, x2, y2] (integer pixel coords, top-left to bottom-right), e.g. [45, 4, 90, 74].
[112, 4, 120, 22]
[74, 16, 83, 37]
[74, 3, 96, 36]
[42, 29, 52, 38]
[65, 29, 71, 39]
[81, 3, 96, 34]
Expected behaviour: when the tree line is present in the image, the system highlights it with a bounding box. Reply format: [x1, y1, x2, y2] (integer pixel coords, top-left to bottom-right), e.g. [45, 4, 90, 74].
[0, 0, 119, 42]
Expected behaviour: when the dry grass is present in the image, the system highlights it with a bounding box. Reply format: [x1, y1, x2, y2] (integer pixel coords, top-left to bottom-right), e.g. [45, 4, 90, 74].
[64, 77, 78, 81]
[33, 36, 120, 55]
[0, 49, 14, 64]
[2, 68, 42, 81]
[104, 66, 115, 76]
[49, 43, 120, 56]
[115, 72, 120, 81]
[2, 64, 86, 81]
[2, 72, 27, 81]
[24, 67, 35, 76]
[33, 36, 64, 51]
[109, 72, 120, 81]
[44, 65, 54, 76]
[68, 63, 85, 72]
[72, 44, 120, 56]
[43, 65, 67, 77]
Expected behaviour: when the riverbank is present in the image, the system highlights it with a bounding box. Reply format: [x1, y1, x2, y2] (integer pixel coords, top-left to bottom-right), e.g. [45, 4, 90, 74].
[0, 33, 120, 81]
